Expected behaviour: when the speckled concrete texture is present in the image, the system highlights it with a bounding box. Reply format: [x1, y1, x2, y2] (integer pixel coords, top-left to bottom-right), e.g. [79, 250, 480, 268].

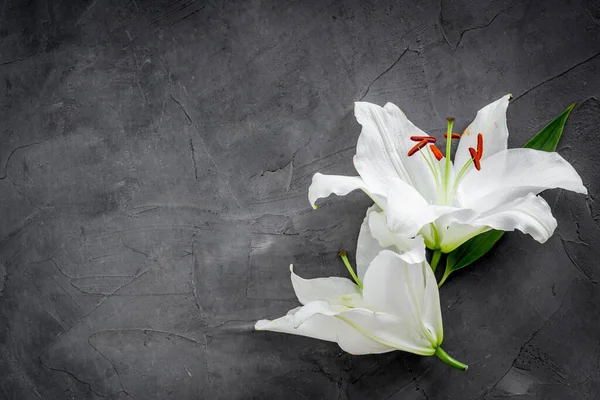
[1, 0, 599, 399]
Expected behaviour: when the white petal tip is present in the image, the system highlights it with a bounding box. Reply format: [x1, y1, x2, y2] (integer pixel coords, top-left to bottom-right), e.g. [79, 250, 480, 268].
[289, 264, 294, 272]
[255, 320, 270, 331]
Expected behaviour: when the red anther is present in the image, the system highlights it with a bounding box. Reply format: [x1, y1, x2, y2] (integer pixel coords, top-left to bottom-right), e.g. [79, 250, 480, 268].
[443, 133, 461, 140]
[430, 144, 443, 161]
[468, 147, 481, 171]
[407, 140, 428, 156]
[410, 135, 436, 143]
[477, 133, 483, 157]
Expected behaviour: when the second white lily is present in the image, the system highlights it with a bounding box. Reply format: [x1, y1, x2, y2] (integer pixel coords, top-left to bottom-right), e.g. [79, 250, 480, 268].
[255, 248, 467, 370]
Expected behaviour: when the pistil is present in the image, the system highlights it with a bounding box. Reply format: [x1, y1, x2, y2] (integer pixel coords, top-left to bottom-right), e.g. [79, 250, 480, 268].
[444, 118, 455, 204]
[405, 124, 484, 207]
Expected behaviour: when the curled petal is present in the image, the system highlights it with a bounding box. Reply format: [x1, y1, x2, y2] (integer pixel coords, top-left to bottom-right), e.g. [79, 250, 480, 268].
[439, 193, 558, 252]
[308, 173, 368, 208]
[470, 193, 557, 243]
[459, 148, 587, 211]
[290, 265, 359, 306]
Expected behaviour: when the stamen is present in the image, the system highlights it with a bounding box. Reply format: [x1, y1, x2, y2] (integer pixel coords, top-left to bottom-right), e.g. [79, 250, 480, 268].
[430, 144, 443, 161]
[477, 133, 483, 157]
[419, 146, 443, 201]
[468, 147, 481, 171]
[410, 135, 436, 143]
[443, 133, 461, 140]
[407, 139, 428, 156]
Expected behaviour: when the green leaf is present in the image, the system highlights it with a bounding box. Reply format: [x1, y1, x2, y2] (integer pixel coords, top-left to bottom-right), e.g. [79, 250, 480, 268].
[439, 102, 576, 286]
[523, 102, 575, 152]
[439, 230, 504, 287]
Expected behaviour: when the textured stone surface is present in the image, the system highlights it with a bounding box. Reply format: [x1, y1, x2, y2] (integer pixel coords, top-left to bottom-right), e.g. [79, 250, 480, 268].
[1, 0, 599, 399]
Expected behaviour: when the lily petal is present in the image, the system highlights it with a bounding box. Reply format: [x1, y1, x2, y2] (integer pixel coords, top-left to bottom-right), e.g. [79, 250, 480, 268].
[290, 265, 359, 305]
[361, 250, 441, 348]
[356, 205, 387, 282]
[255, 306, 338, 342]
[459, 148, 587, 211]
[455, 94, 511, 169]
[440, 193, 558, 252]
[308, 173, 372, 209]
[256, 301, 396, 355]
[386, 178, 458, 237]
[354, 102, 438, 203]
[356, 205, 427, 281]
[338, 308, 434, 355]
[470, 193, 557, 242]
[367, 210, 426, 264]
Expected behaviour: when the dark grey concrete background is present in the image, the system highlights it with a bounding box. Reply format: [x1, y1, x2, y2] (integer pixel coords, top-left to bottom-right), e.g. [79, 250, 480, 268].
[0, 0, 599, 398]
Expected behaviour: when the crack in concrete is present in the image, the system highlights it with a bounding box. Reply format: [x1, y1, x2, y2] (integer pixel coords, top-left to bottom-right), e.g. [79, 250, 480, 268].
[89, 328, 201, 344]
[560, 237, 598, 284]
[39, 357, 109, 398]
[513, 51, 600, 104]
[170, 93, 244, 209]
[451, 2, 523, 50]
[189, 231, 209, 322]
[0, 135, 61, 181]
[438, 0, 453, 49]
[0, 52, 37, 68]
[53, 269, 152, 341]
[0, 211, 43, 250]
[405, 361, 430, 400]
[76, 0, 100, 25]
[578, 0, 600, 27]
[188, 138, 198, 181]
[483, 291, 568, 398]
[120, 235, 150, 258]
[87, 334, 135, 399]
[359, 47, 418, 101]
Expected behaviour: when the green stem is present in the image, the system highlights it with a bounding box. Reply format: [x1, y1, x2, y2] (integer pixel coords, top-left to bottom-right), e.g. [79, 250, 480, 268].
[444, 118, 455, 204]
[434, 347, 468, 371]
[438, 269, 451, 288]
[430, 249, 442, 272]
[338, 250, 363, 289]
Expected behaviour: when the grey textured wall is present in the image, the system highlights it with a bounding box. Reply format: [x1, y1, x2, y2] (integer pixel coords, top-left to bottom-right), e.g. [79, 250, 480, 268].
[1, 0, 599, 399]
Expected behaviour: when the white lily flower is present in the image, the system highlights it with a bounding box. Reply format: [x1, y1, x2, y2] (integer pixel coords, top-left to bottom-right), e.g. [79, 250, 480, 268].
[309, 95, 587, 252]
[255, 250, 468, 370]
